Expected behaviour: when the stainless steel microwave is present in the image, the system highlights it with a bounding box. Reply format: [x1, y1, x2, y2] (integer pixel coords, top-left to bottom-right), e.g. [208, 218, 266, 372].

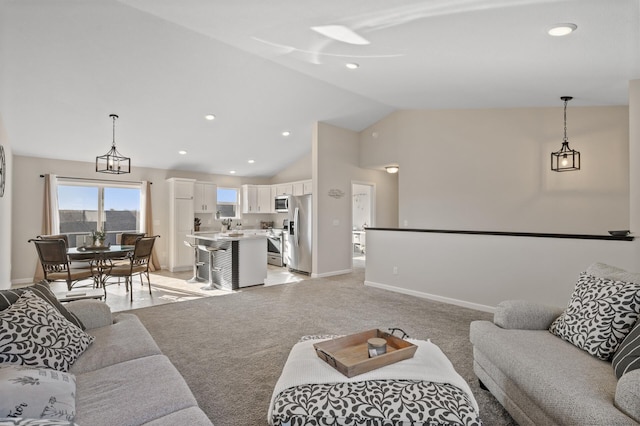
[275, 195, 288, 212]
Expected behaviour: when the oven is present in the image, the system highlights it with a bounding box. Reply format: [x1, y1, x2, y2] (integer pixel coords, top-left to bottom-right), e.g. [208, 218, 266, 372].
[267, 229, 284, 267]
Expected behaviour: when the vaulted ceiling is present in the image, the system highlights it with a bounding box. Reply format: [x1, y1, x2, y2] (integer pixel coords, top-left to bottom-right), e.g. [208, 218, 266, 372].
[2, 0, 639, 176]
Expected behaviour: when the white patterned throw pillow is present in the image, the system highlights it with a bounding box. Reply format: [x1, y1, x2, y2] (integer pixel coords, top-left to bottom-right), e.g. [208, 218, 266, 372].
[549, 272, 640, 360]
[0, 291, 94, 372]
[0, 364, 76, 421]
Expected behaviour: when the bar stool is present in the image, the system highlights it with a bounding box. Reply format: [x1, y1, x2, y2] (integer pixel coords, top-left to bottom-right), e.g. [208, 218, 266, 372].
[184, 241, 205, 283]
[198, 245, 227, 290]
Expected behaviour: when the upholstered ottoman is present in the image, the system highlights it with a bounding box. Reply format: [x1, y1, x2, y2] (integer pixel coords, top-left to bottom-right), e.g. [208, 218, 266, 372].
[268, 336, 481, 426]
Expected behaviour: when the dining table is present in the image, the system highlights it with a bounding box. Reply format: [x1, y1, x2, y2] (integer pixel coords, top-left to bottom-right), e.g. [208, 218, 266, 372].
[67, 244, 135, 298]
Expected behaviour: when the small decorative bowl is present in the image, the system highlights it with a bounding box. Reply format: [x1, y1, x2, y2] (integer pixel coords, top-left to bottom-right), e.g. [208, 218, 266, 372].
[608, 230, 630, 236]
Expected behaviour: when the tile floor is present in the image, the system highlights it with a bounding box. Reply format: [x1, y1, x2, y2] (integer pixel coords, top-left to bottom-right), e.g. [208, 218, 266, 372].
[48, 264, 311, 312]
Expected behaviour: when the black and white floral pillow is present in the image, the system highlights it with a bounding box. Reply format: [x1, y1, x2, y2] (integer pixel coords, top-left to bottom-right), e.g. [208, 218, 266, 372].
[0, 291, 94, 372]
[549, 272, 640, 360]
[0, 364, 76, 421]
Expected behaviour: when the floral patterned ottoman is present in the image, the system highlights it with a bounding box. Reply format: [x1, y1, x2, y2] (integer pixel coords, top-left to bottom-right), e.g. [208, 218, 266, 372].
[268, 336, 481, 426]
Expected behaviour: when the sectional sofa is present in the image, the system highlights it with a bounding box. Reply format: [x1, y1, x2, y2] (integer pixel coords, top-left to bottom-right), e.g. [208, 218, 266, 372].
[0, 282, 212, 425]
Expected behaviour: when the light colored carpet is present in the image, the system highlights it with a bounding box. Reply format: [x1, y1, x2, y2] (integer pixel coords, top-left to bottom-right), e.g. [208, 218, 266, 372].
[128, 268, 517, 426]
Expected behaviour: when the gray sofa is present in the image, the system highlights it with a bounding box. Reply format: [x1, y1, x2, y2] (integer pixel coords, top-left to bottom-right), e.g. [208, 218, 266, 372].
[470, 300, 640, 425]
[65, 299, 212, 426]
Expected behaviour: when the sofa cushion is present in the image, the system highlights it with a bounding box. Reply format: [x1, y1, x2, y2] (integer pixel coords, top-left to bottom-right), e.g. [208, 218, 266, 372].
[75, 355, 198, 426]
[587, 262, 640, 285]
[549, 272, 640, 360]
[69, 313, 161, 375]
[140, 407, 212, 425]
[0, 364, 76, 421]
[613, 320, 640, 379]
[615, 369, 640, 423]
[0, 282, 85, 330]
[0, 291, 94, 372]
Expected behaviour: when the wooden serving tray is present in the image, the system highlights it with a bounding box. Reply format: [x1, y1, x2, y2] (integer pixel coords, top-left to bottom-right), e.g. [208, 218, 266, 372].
[313, 329, 417, 377]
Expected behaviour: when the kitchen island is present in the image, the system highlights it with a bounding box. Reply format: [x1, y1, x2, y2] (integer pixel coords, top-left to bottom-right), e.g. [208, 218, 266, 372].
[187, 231, 267, 290]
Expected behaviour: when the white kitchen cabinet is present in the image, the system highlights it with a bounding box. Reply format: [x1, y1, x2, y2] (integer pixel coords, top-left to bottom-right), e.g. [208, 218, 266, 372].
[242, 184, 273, 213]
[275, 183, 293, 196]
[303, 180, 312, 195]
[167, 178, 195, 272]
[194, 181, 217, 213]
[292, 182, 304, 196]
[242, 184, 257, 214]
[257, 185, 273, 213]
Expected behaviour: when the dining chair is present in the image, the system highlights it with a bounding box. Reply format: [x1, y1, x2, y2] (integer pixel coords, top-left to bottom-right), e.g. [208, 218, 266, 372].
[29, 238, 97, 291]
[103, 235, 159, 301]
[117, 232, 146, 245]
[38, 233, 95, 271]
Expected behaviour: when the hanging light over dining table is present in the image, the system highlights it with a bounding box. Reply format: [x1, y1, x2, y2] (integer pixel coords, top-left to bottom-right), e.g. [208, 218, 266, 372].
[96, 114, 131, 174]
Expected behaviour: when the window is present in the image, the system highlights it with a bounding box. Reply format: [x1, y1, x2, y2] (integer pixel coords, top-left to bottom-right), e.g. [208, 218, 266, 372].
[56, 178, 142, 247]
[217, 187, 239, 219]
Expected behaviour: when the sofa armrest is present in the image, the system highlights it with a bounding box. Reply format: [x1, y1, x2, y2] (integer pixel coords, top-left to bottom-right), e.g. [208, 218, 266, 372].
[65, 299, 113, 330]
[493, 300, 564, 330]
[615, 369, 640, 422]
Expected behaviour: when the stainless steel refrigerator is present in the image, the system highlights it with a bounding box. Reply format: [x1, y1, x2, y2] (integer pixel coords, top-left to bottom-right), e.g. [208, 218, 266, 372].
[286, 194, 312, 275]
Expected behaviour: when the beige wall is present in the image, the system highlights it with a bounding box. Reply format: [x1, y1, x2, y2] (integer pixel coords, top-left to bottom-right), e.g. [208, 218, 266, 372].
[313, 122, 398, 277]
[361, 106, 629, 234]
[0, 116, 12, 288]
[270, 153, 311, 184]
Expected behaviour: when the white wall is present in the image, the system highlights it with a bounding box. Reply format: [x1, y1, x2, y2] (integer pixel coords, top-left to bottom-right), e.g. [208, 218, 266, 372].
[361, 106, 629, 234]
[365, 230, 639, 311]
[313, 122, 398, 277]
[0, 116, 12, 289]
[352, 183, 372, 230]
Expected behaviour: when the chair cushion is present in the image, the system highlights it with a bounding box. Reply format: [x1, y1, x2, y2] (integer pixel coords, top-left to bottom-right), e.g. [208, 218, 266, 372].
[549, 272, 640, 360]
[0, 364, 76, 421]
[0, 281, 85, 330]
[0, 291, 94, 372]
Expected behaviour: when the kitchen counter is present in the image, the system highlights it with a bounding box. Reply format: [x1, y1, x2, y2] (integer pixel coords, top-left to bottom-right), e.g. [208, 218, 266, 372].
[187, 232, 267, 289]
[190, 231, 268, 241]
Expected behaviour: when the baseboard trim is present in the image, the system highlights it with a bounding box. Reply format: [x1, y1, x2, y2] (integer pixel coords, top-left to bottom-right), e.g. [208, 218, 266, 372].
[312, 269, 353, 278]
[364, 280, 496, 313]
[11, 278, 34, 287]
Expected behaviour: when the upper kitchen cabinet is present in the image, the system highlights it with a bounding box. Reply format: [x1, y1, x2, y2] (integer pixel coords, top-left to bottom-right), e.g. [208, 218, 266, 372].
[173, 178, 195, 199]
[242, 184, 272, 214]
[274, 183, 293, 196]
[194, 181, 217, 213]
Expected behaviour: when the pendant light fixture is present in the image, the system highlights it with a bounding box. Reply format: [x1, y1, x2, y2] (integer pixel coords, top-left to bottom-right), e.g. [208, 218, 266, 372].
[96, 114, 131, 174]
[551, 96, 580, 172]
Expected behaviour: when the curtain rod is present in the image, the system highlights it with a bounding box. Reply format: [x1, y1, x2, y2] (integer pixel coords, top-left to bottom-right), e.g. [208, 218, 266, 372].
[39, 175, 152, 185]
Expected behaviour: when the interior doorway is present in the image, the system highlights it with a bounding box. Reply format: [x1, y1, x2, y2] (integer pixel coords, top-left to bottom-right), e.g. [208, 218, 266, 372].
[351, 182, 375, 269]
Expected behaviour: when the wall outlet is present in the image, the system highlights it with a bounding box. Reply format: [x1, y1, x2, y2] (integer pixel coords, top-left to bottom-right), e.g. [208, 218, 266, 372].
[332, 219, 340, 226]
[393, 266, 398, 275]
[403, 220, 408, 227]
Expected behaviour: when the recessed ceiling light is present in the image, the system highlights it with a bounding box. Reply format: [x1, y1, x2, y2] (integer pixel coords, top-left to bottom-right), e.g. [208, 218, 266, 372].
[178, 150, 187, 155]
[310, 25, 370, 45]
[229, 170, 236, 174]
[548, 23, 577, 37]
[346, 63, 359, 70]
[204, 114, 216, 120]
[248, 159, 255, 164]
[282, 131, 291, 137]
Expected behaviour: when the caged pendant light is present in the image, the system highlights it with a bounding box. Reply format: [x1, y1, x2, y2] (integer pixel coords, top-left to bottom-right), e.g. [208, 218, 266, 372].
[551, 96, 580, 172]
[96, 114, 131, 174]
